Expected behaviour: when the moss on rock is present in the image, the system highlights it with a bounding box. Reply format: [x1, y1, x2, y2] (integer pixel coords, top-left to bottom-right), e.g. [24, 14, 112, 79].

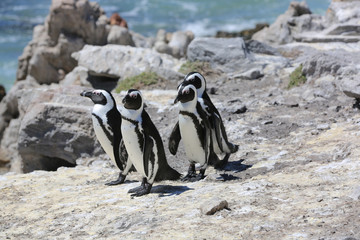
[115, 72, 160, 93]
[288, 64, 307, 89]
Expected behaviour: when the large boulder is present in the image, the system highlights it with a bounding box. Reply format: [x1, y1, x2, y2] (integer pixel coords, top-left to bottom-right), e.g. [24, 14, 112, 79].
[300, 49, 360, 80]
[18, 86, 103, 172]
[0, 83, 103, 173]
[16, 0, 108, 84]
[339, 66, 360, 99]
[107, 26, 135, 46]
[187, 37, 250, 71]
[46, 0, 107, 45]
[71, 44, 185, 82]
[154, 29, 194, 59]
[326, 0, 360, 25]
[187, 37, 289, 75]
[252, 1, 324, 45]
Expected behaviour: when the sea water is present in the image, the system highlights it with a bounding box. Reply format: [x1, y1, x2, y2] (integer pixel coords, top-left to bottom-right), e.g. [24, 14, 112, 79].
[0, 0, 329, 92]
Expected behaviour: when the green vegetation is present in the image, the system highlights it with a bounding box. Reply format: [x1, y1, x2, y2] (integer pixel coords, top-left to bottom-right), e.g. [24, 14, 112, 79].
[115, 72, 160, 93]
[288, 64, 307, 89]
[179, 61, 211, 75]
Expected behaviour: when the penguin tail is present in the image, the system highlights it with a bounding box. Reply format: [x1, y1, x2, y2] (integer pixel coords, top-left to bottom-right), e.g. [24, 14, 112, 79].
[229, 143, 239, 154]
[214, 153, 230, 169]
[155, 164, 181, 181]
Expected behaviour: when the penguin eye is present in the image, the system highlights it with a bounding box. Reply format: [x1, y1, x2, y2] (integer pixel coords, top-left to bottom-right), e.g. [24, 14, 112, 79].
[130, 93, 137, 99]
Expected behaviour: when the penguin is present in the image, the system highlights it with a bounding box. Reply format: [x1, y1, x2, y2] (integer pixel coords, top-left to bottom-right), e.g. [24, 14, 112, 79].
[120, 89, 181, 196]
[169, 72, 238, 168]
[80, 89, 134, 185]
[172, 84, 213, 181]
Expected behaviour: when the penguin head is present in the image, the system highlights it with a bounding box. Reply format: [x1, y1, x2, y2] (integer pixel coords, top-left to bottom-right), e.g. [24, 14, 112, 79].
[80, 89, 115, 106]
[181, 72, 206, 97]
[174, 85, 197, 104]
[122, 89, 143, 110]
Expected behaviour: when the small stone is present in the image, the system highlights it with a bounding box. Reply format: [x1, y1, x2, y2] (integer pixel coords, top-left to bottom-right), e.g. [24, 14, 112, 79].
[200, 198, 230, 215]
[317, 124, 330, 131]
[349, 186, 360, 201]
[209, 87, 217, 95]
[263, 120, 273, 125]
[311, 130, 319, 135]
[233, 106, 247, 114]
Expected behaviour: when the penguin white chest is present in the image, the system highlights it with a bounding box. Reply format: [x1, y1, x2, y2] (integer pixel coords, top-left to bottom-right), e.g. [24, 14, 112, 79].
[179, 114, 206, 165]
[91, 115, 116, 167]
[121, 121, 146, 176]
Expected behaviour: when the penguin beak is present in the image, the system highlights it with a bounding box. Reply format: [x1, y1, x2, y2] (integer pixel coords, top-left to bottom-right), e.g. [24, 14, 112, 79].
[80, 90, 92, 98]
[174, 91, 183, 104]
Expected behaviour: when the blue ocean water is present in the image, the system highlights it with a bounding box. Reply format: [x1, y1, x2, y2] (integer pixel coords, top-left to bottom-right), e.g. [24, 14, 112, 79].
[0, 0, 330, 92]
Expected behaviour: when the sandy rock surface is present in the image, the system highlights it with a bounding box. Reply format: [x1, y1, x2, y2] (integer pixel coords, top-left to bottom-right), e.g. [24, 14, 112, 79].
[1, 85, 360, 239]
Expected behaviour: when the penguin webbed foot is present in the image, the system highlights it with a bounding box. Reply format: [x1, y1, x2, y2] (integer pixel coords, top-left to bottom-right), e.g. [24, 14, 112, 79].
[129, 178, 152, 197]
[196, 168, 206, 181]
[105, 173, 126, 186]
[181, 172, 198, 182]
[214, 153, 230, 170]
[181, 169, 205, 182]
[129, 183, 152, 197]
[181, 164, 197, 182]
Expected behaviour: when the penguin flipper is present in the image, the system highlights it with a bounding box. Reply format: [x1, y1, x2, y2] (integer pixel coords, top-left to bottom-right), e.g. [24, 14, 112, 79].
[142, 130, 154, 178]
[204, 97, 238, 154]
[168, 121, 181, 155]
[218, 117, 239, 154]
[196, 102, 212, 165]
[211, 113, 225, 152]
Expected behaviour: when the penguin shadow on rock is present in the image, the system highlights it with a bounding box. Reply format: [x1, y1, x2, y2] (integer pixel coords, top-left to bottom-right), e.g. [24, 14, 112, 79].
[169, 72, 243, 182]
[216, 159, 252, 181]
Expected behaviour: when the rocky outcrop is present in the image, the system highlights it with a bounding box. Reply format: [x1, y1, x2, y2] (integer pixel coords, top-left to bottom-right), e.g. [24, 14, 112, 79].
[16, 0, 108, 85]
[253, 0, 360, 45]
[187, 37, 289, 77]
[154, 29, 194, 59]
[252, 0, 360, 102]
[17, 86, 103, 172]
[70, 44, 185, 86]
[252, 1, 323, 45]
[0, 83, 103, 173]
[109, 13, 128, 28]
[107, 26, 135, 46]
[326, 0, 360, 25]
[0, 85, 5, 102]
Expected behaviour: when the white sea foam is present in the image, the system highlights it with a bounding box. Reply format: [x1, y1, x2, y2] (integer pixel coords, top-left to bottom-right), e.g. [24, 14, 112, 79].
[121, 0, 148, 17]
[102, 5, 119, 14]
[178, 2, 198, 13]
[0, 35, 22, 44]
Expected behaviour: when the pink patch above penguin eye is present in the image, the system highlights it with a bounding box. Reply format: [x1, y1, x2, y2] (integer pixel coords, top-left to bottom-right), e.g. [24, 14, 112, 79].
[130, 93, 137, 98]
[183, 88, 189, 94]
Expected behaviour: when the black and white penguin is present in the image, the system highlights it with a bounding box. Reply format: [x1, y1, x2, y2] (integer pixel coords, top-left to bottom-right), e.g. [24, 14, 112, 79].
[120, 89, 181, 196]
[80, 89, 133, 185]
[172, 84, 213, 181]
[169, 72, 238, 168]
